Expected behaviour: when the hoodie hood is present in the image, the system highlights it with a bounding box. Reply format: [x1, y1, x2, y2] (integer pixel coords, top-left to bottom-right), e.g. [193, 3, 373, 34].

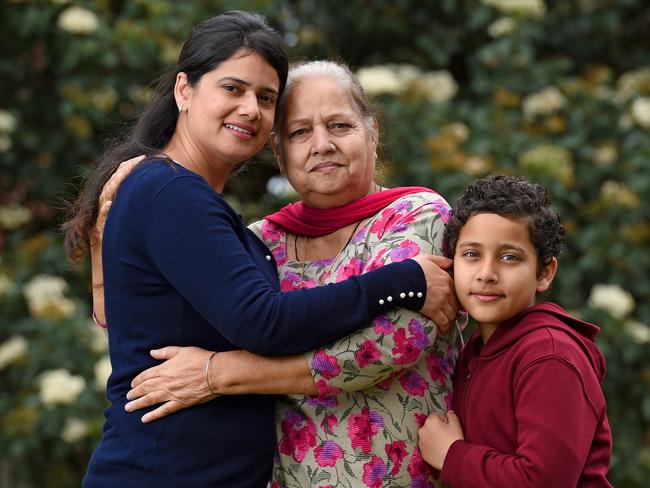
[479, 302, 606, 380]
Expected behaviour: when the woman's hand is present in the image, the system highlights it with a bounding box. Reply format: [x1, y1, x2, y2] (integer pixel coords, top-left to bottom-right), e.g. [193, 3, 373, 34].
[126, 347, 318, 423]
[125, 346, 217, 423]
[411, 254, 459, 333]
[418, 410, 464, 470]
[93, 155, 145, 245]
[90, 155, 145, 326]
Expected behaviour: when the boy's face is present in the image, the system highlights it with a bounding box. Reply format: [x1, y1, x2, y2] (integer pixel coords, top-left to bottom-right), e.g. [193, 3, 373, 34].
[453, 213, 557, 330]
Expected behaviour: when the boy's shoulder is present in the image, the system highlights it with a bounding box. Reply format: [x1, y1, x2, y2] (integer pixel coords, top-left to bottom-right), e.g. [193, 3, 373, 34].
[496, 303, 606, 383]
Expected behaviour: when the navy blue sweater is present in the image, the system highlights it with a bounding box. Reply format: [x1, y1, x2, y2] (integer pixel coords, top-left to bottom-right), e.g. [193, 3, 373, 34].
[84, 159, 427, 487]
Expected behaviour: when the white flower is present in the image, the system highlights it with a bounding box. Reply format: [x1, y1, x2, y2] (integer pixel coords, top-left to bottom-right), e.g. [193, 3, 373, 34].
[630, 97, 650, 129]
[57, 6, 99, 35]
[94, 355, 112, 391]
[522, 86, 567, 118]
[356, 65, 404, 95]
[488, 17, 516, 37]
[615, 67, 650, 103]
[618, 113, 634, 130]
[0, 335, 28, 370]
[393, 64, 422, 84]
[0, 110, 16, 133]
[0, 135, 11, 153]
[445, 122, 470, 142]
[0, 204, 31, 230]
[482, 0, 546, 18]
[593, 144, 617, 166]
[624, 320, 650, 344]
[90, 86, 118, 112]
[600, 181, 640, 208]
[23, 274, 77, 320]
[61, 418, 89, 443]
[415, 70, 458, 103]
[588, 284, 635, 319]
[464, 156, 490, 175]
[266, 175, 297, 198]
[87, 322, 108, 353]
[38, 369, 86, 406]
[0, 273, 12, 300]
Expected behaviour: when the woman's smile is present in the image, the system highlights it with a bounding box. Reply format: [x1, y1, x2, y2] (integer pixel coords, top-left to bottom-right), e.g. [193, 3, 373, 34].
[310, 161, 343, 173]
[223, 122, 257, 140]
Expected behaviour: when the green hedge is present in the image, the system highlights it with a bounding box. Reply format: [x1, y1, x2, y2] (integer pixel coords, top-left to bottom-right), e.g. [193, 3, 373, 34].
[1, 1, 648, 485]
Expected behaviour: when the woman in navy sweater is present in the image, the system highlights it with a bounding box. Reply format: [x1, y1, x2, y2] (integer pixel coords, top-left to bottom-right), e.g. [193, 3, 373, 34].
[63, 11, 456, 487]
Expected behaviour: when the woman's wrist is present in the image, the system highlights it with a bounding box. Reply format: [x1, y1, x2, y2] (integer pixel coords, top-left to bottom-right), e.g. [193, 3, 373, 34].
[92, 307, 107, 328]
[205, 351, 218, 396]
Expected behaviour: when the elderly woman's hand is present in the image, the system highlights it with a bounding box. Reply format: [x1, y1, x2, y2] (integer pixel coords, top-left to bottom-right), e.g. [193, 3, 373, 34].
[411, 254, 459, 333]
[90, 155, 145, 327]
[92, 155, 145, 246]
[125, 346, 218, 423]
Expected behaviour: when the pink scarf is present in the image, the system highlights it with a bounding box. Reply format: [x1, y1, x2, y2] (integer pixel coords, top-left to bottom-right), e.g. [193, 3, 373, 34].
[265, 187, 434, 237]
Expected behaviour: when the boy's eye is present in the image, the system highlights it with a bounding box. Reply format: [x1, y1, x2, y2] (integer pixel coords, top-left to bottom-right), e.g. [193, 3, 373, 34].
[501, 254, 520, 262]
[461, 250, 479, 258]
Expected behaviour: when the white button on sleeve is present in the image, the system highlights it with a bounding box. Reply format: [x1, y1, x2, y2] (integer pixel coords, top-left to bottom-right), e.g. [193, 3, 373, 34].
[400, 292, 406, 299]
[265, 255, 272, 261]
[417, 292, 423, 298]
[387, 296, 393, 302]
[379, 299, 385, 305]
[408, 291, 414, 298]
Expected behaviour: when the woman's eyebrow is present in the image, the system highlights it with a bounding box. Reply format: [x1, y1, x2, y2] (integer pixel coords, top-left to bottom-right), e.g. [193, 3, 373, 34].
[218, 76, 279, 95]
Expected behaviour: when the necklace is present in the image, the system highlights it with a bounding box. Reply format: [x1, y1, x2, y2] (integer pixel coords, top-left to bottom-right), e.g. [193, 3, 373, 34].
[295, 220, 363, 288]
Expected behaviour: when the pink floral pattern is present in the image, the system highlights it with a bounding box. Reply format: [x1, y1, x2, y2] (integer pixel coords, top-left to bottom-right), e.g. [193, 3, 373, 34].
[250, 191, 460, 487]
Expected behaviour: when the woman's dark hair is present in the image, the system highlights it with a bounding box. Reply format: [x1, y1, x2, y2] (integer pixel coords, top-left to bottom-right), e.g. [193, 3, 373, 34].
[444, 175, 565, 276]
[62, 10, 288, 264]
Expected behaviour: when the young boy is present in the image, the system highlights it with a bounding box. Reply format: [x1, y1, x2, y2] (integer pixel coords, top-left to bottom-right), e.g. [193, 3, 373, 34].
[418, 175, 612, 487]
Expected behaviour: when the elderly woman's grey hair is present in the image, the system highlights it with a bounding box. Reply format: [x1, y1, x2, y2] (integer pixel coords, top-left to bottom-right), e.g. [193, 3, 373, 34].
[273, 60, 379, 142]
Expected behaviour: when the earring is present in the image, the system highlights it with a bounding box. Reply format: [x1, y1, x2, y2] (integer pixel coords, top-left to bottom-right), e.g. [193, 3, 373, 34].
[178, 104, 183, 113]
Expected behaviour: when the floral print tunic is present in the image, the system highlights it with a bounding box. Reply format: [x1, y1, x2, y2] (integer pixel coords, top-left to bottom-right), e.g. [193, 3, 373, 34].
[250, 191, 460, 488]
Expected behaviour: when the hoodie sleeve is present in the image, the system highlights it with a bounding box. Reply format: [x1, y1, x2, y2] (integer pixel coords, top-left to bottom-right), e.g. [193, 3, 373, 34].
[440, 356, 605, 488]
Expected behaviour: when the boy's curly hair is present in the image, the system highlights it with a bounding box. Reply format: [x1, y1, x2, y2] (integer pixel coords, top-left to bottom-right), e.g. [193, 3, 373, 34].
[444, 175, 565, 276]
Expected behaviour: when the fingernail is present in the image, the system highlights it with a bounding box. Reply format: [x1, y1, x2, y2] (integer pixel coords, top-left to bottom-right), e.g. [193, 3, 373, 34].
[124, 402, 132, 412]
[141, 415, 149, 423]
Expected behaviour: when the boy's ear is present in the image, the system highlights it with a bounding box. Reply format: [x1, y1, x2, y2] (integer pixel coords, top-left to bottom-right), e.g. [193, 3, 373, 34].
[536, 257, 558, 293]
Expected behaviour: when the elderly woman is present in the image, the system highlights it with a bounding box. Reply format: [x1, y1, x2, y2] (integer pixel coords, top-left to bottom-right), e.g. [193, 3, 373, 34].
[98, 60, 461, 486]
[65, 11, 455, 487]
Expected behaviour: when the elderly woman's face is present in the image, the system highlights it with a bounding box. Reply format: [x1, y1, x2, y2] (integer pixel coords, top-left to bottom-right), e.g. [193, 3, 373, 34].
[275, 76, 377, 208]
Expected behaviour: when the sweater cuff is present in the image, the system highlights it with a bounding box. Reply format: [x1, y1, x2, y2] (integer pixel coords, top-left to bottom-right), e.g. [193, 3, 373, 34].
[440, 439, 472, 485]
[356, 259, 426, 317]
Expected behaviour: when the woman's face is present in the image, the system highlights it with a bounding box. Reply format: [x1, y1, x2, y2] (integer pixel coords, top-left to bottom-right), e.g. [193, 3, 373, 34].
[275, 76, 378, 208]
[177, 50, 280, 167]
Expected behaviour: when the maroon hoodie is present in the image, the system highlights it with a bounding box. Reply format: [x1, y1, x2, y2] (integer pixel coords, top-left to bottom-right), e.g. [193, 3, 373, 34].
[441, 302, 612, 487]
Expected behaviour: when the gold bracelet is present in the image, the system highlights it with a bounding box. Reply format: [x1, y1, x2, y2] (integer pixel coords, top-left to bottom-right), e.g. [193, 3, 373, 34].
[205, 352, 217, 395]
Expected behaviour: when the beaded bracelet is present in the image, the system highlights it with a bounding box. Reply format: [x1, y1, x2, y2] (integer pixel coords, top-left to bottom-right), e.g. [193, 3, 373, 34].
[92, 308, 107, 328]
[205, 352, 217, 395]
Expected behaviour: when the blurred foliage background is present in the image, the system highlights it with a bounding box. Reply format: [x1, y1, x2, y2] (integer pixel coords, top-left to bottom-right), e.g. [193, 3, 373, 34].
[1, 0, 649, 486]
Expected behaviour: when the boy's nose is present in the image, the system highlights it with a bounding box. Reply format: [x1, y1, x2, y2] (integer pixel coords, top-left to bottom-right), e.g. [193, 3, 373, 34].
[477, 261, 498, 283]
